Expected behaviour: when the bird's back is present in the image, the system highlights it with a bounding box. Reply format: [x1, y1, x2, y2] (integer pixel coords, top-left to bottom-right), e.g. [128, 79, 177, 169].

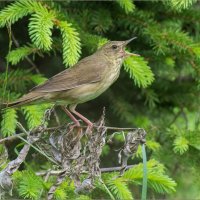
[5, 53, 111, 108]
[31, 53, 109, 93]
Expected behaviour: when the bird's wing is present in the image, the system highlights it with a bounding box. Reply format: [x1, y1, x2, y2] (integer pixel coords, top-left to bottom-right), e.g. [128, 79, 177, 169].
[31, 55, 108, 93]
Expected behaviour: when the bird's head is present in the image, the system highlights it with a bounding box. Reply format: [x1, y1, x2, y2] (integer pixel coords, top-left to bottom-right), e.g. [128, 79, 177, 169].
[99, 37, 139, 60]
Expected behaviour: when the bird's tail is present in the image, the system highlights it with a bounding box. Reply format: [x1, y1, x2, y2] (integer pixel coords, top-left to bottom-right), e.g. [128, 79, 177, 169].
[2, 92, 42, 109]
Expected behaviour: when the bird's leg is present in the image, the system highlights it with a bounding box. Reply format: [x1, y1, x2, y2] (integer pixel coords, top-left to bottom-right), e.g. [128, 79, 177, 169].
[61, 106, 80, 126]
[69, 105, 93, 129]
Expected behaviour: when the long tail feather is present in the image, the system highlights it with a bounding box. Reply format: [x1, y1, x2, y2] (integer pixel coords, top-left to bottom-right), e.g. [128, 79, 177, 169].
[3, 92, 42, 109]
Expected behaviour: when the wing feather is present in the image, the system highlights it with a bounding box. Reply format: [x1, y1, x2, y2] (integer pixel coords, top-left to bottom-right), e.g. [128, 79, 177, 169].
[31, 54, 108, 93]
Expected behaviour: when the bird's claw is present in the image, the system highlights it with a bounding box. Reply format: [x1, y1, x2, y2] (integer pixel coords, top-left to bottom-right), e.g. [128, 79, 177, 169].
[85, 123, 93, 134]
[69, 121, 81, 130]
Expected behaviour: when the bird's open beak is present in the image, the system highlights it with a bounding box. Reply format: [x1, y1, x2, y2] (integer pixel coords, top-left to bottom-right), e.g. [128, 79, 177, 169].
[123, 37, 137, 46]
[122, 37, 140, 57]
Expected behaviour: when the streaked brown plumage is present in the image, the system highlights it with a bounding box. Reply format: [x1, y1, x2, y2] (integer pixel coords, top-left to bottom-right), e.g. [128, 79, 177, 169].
[6, 38, 138, 126]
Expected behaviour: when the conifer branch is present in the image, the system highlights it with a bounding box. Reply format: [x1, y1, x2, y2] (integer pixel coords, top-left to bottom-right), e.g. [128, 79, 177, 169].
[124, 56, 155, 88]
[58, 21, 81, 67]
[167, 0, 198, 11]
[116, 0, 135, 14]
[11, 30, 40, 73]
[0, 1, 196, 199]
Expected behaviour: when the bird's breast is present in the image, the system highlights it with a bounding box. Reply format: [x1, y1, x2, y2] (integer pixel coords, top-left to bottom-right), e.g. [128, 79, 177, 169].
[101, 58, 123, 87]
[75, 58, 123, 103]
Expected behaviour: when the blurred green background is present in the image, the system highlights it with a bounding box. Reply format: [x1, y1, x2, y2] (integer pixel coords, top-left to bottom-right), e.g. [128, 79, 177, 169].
[0, 0, 200, 199]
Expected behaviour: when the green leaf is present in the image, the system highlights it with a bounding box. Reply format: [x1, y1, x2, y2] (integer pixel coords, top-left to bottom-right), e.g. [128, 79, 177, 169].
[0, 69, 46, 93]
[1, 108, 18, 137]
[22, 104, 51, 129]
[164, 57, 175, 68]
[167, 0, 198, 11]
[146, 140, 161, 152]
[6, 45, 37, 65]
[53, 179, 75, 200]
[135, 140, 160, 160]
[106, 178, 133, 200]
[124, 56, 154, 88]
[28, 10, 55, 50]
[59, 21, 81, 67]
[109, 96, 134, 124]
[116, 0, 135, 14]
[143, 89, 159, 109]
[0, 0, 36, 27]
[30, 74, 47, 85]
[191, 44, 200, 59]
[13, 170, 45, 200]
[90, 10, 113, 34]
[81, 33, 108, 52]
[186, 131, 200, 150]
[54, 188, 67, 200]
[173, 136, 189, 155]
[123, 159, 177, 194]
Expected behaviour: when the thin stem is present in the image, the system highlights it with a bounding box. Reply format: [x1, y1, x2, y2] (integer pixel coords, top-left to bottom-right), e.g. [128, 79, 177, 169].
[53, 109, 61, 126]
[39, 170, 51, 199]
[3, 24, 12, 102]
[141, 144, 147, 200]
[100, 179, 116, 200]
[0, 133, 25, 144]
[0, 124, 139, 144]
[168, 110, 181, 126]
[16, 134, 60, 167]
[11, 30, 40, 73]
[36, 165, 135, 176]
[45, 124, 138, 131]
[17, 122, 29, 135]
[101, 165, 134, 172]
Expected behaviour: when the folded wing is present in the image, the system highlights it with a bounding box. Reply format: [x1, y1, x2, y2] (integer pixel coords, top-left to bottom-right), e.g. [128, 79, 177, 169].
[31, 55, 108, 93]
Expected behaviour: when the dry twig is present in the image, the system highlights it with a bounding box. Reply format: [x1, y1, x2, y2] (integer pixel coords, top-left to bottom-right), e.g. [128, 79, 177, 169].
[0, 108, 147, 200]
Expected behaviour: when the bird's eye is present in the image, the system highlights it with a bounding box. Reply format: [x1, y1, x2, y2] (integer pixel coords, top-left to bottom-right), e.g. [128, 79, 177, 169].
[112, 45, 118, 50]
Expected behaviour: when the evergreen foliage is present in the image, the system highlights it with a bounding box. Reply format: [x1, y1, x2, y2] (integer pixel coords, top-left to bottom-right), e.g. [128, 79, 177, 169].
[106, 178, 133, 200]
[116, 0, 135, 14]
[0, 0, 35, 27]
[7, 45, 38, 65]
[59, 21, 81, 67]
[13, 170, 45, 200]
[0, 0, 200, 199]
[124, 56, 154, 88]
[0, 0, 81, 67]
[0, 69, 46, 92]
[28, 11, 55, 51]
[1, 108, 17, 136]
[167, 0, 198, 11]
[123, 159, 176, 194]
[173, 136, 189, 155]
[22, 104, 51, 129]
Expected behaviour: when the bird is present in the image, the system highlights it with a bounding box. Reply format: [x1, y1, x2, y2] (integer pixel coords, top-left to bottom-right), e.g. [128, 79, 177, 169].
[5, 38, 138, 127]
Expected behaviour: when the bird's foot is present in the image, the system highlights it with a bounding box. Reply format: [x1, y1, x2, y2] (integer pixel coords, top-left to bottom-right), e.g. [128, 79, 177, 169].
[61, 106, 80, 129]
[85, 122, 93, 134]
[69, 121, 81, 130]
[68, 107, 94, 133]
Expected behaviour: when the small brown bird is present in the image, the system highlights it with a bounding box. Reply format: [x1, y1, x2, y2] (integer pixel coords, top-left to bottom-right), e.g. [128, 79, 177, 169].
[6, 38, 138, 127]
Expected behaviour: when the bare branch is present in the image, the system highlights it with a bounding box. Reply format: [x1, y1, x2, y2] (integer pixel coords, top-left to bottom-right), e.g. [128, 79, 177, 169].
[0, 108, 147, 200]
[0, 133, 25, 144]
[11, 30, 40, 73]
[0, 125, 139, 144]
[36, 165, 136, 176]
